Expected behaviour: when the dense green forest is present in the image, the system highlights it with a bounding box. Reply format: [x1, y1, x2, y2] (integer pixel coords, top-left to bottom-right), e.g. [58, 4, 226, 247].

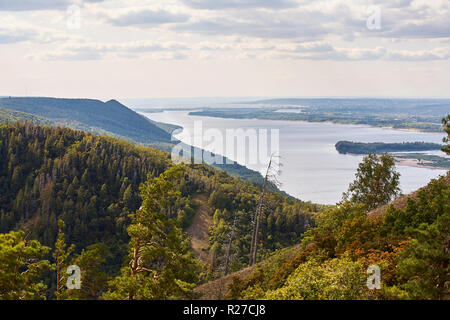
[0, 122, 322, 299]
[197, 124, 450, 300]
[0, 98, 265, 185]
[0, 97, 173, 147]
[335, 141, 444, 154]
[1, 115, 448, 300]
[223, 168, 449, 300]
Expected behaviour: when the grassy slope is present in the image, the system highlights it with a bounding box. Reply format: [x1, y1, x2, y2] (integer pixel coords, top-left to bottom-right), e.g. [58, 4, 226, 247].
[186, 194, 213, 264]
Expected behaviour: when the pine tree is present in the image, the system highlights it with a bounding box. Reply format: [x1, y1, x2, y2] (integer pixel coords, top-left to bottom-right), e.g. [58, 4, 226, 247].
[67, 243, 110, 300]
[53, 219, 75, 300]
[0, 231, 50, 299]
[103, 165, 199, 300]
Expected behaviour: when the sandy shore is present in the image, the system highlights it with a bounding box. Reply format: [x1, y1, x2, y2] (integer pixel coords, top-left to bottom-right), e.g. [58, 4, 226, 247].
[394, 157, 443, 170]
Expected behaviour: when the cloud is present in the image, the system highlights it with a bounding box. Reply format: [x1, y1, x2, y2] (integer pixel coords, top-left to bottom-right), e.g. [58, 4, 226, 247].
[372, 0, 415, 9]
[0, 28, 36, 44]
[386, 48, 450, 61]
[0, 0, 105, 11]
[181, 0, 298, 10]
[40, 50, 103, 61]
[269, 46, 387, 61]
[269, 45, 450, 62]
[383, 20, 450, 39]
[282, 42, 334, 53]
[173, 17, 331, 39]
[34, 41, 190, 61]
[0, 18, 73, 45]
[107, 9, 190, 27]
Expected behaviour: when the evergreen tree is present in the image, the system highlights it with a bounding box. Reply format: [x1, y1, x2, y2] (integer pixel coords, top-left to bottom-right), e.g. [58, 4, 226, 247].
[53, 219, 75, 300]
[0, 231, 50, 299]
[67, 243, 110, 300]
[442, 115, 450, 155]
[103, 166, 199, 300]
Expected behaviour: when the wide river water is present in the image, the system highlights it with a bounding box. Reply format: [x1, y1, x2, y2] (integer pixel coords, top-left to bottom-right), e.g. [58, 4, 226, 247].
[142, 110, 447, 205]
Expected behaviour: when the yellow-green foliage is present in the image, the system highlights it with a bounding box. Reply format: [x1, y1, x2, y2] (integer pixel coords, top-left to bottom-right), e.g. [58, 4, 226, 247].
[0, 231, 50, 300]
[264, 258, 366, 300]
[227, 173, 449, 300]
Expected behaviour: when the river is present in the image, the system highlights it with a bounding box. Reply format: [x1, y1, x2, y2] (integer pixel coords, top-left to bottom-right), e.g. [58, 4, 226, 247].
[142, 110, 447, 204]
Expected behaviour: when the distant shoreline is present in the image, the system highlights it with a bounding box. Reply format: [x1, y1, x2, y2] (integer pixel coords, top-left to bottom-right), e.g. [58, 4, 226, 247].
[393, 157, 446, 170]
[187, 109, 445, 134]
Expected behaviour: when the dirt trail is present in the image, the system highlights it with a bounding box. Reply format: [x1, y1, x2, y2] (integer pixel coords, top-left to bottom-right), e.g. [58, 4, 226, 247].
[187, 194, 213, 264]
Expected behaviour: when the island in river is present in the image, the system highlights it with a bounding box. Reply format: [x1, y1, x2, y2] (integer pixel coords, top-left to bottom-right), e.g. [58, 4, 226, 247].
[334, 141, 449, 170]
[334, 141, 444, 154]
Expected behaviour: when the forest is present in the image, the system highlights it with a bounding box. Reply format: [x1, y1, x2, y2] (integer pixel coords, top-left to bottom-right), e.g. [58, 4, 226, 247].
[0, 115, 448, 300]
[222, 172, 449, 300]
[0, 122, 322, 299]
[335, 141, 444, 154]
[0, 99, 266, 186]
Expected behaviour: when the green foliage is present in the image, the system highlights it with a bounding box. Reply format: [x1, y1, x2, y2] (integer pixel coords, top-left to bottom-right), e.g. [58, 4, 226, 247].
[0, 122, 169, 262]
[226, 172, 449, 300]
[343, 154, 400, 211]
[67, 243, 111, 300]
[443, 115, 450, 155]
[335, 141, 443, 155]
[189, 97, 450, 133]
[0, 98, 172, 145]
[265, 258, 366, 300]
[103, 166, 200, 300]
[0, 231, 50, 300]
[207, 182, 321, 271]
[0, 108, 54, 126]
[53, 219, 75, 300]
[392, 213, 449, 299]
[0, 122, 321, 299]
[0, 102, 267, 185]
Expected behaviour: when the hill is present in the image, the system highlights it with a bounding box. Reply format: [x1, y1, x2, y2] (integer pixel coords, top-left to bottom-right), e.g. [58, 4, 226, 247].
[0, 122, 322, 299]
[0, 97, 265, 185]
[0, 97, 173, 148]
[196, 172, 450, 300]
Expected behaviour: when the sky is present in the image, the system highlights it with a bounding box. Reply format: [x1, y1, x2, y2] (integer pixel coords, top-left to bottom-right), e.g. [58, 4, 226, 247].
[1, 0, 450, 99]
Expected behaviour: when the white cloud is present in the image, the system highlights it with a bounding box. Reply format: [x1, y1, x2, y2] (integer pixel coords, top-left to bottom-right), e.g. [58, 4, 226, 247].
[387, 48, 450, 61]
[0, 0, 106, 11]
[106, 9, 189, 27]
[180, 0, 298, 10]
[32, 40, 190, 61]
[0, 27, 36, 44]
[1, 0, 450, 97]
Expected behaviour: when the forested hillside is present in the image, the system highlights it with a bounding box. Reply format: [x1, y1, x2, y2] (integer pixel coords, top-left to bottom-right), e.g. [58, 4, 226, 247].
[0, 98, 266, 185]
[0, 97, 173, 148]
[218, 172, 449, 300]
[0, 122, 321, 299]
